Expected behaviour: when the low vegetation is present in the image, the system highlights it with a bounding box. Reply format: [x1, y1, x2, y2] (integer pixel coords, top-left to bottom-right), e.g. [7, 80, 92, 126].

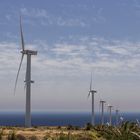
[94, 121, 140, 140]
[7, 131, 17, 140]
[0, 122, 139, 139]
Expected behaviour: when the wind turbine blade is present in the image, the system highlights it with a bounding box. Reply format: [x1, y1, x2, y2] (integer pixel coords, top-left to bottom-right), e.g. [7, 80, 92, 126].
[14, 54, 24, 95]
[20, 16, 25, 51]
[24, 64, 27, 91]
[87, 91, 90, 98]
[24, 83, 26, 92]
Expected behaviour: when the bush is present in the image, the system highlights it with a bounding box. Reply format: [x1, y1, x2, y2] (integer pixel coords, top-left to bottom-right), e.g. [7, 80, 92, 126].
[67, 125, 73, 130]
[16, 134, 26, 140]
[33, 126, 38, 129]
[58, 134, 69, 140]
[8, 131, 17, 140]
[85, 123, 93, 130]
[30, 135, 38, 140]
[0, 129, 3, 140]
[43, 135, 49, 140]
[57, 126, 61, 129]
[74, 126, 80, 130]
[97, 122, 140, 140]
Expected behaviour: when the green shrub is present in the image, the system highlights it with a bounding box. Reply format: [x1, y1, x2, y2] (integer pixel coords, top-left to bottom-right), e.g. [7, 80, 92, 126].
[97, 122, 140, 140]
[58, 135, 68, 140]
[85, 123, 93, 130]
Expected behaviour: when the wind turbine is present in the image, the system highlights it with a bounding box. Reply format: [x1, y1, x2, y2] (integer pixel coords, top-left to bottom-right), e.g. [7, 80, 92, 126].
[14, 17, 37, 127]
[100, 100, 106, 125]
[88, 72, 97, 126]
[107, 105, 113, 126]
[136, 119, 140, 127]
[115, 109, 119, 126]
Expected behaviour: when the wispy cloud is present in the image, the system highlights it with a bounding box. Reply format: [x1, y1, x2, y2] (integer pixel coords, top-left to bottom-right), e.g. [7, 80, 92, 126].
[92, 8, 106, 23]
[0, 36, 140, 82]
[20, 8, 49, 18]
[20, 7, 87, 27]
[1, 37, 139, 78]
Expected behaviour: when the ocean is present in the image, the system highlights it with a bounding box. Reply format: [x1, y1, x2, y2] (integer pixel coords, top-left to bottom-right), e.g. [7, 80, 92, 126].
[0, 112, 139, 127]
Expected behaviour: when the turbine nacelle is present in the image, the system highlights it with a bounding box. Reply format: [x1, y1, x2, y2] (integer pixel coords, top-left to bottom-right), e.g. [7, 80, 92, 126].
[21, 50, 37, 55]
[24, 80, 34, 83]
[100, 100, 106, 103]
[108, 105, 113, 108]
[89, 90, 97, 94]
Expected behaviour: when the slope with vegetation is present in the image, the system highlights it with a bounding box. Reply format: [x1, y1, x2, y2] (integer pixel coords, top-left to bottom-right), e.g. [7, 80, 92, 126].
[0, 122, 139, 139]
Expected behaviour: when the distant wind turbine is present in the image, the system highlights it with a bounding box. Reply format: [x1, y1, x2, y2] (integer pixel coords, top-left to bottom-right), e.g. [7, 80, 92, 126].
[136, 119, 140, 127]
[100, 100, 106, 125]
[88, 72, 97, 126]
[14, 17, 37, 127]
[107, 105, 113, 126]
[120, 116, 124, 123]
[115, 109, 119, 126]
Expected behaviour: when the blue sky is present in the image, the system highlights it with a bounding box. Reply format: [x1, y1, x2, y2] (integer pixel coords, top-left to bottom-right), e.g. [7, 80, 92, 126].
[0, 0, 140, 112]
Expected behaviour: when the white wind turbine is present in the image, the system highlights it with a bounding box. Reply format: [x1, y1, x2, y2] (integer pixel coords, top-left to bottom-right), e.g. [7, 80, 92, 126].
[88, 72, 97, 126]
[107, 105, 113, 126]
[100, 100, 106, 125]
[115, 109, 119, 126]
[14, 17, 37, 127]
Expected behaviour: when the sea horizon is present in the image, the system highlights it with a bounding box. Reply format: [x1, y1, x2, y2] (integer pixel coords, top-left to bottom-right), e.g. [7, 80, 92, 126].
[0, 111, 139, 127]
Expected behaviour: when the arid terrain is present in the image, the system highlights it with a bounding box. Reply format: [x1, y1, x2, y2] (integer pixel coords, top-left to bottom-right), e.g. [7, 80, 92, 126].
[0, 126, 104, 140]
[0, 122, 139, 140]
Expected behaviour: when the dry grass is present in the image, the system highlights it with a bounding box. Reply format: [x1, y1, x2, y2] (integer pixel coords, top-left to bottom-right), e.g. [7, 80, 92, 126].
[0, 126, 105, 140]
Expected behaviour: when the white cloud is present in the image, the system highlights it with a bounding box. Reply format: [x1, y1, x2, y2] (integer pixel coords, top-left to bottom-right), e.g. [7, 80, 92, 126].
[31, 38, 140, 77]
[56, 17, 86, 27]
[20, 8, 49, 18]
[20, 7, 87, 27]
[1, 37, 140, 82]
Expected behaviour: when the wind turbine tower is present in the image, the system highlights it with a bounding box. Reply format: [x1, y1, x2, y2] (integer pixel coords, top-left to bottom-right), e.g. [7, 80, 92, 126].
[116, 109, 119, 126]
[100, 100, 106, 125]
[88, 72, 97, 126]
[108, 105, 113, 126]
[14, 17, 37, 127]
